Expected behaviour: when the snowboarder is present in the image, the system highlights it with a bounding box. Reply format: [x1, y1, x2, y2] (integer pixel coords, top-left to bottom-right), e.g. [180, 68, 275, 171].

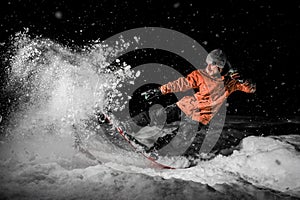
[101, 49, 256, 156]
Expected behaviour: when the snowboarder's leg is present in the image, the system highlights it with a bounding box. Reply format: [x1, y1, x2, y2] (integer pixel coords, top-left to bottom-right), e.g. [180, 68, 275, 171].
[96, 104, 184, 152]
[116, 104, 182, 149]
[123, 103, 182, 129]
[183, 124, 217, 159]
[148, 103, 182, 126]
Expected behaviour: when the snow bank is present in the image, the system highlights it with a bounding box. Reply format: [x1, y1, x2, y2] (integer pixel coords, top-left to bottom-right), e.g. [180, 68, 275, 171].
[221, 136, 300, 195]
[0, 156, 228, 200]
[124, 135, 300, 197]
[1, 135, 298, 199]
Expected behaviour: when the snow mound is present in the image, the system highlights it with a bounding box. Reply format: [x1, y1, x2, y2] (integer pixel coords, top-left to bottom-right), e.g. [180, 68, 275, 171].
[222, 136, 300, 194]
[127, 135, 300, 197]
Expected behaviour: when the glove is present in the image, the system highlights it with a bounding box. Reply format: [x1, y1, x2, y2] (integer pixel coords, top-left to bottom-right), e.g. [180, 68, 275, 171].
[244, 80, 256, 93]
[141, 88, 163, 100]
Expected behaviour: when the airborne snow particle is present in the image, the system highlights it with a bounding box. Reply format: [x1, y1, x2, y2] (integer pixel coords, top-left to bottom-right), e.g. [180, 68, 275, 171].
[133, 36, 140, 43]
[173, 2, 180, 8]
[135, 70, 141, 77]
[55, 11, 63, 19]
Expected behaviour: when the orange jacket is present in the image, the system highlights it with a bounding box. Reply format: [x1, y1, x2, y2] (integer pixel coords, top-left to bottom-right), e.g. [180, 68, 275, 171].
[160, 69, 255, 125]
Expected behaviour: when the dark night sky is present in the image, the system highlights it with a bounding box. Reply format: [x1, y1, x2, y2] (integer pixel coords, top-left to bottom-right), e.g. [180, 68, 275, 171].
[0, 0, 299, 119]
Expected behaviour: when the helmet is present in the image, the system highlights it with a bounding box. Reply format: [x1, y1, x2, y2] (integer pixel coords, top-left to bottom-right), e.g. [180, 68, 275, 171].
[206, 49, 227, 68]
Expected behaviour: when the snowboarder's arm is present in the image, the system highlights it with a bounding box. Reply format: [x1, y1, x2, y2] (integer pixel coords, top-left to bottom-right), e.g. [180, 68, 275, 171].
[160, 70, 202, 94]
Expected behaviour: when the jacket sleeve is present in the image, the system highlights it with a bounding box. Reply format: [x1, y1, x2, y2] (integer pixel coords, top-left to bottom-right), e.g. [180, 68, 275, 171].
[160, 70, 202, 94]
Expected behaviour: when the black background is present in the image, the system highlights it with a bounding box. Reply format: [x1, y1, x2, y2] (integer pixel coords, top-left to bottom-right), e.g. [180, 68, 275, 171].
[0, 0, 299, 119]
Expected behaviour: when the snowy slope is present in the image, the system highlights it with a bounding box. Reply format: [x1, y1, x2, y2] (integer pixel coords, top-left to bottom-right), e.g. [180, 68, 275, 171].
[1, 133, 300, 199]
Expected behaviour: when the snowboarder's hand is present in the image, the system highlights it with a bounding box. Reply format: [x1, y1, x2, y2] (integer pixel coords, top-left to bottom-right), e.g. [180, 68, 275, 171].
[244, 80, 256, 93]
[141, 88, 163, 100]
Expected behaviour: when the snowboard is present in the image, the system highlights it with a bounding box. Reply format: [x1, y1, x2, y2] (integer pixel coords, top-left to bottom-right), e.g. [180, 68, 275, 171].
[98, 113, 195, 169]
